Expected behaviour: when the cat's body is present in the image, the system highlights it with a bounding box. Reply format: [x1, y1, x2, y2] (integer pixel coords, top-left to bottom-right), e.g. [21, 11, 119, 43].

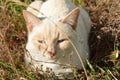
[23, 0, 91, 76]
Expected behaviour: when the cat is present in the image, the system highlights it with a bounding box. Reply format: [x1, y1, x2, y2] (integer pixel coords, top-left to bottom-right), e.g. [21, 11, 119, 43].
[23, 0, 91, 76]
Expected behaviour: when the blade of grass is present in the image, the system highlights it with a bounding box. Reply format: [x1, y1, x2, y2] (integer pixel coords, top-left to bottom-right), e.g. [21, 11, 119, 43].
[87, 60, 95, 72]
[107, 69, 118, 80]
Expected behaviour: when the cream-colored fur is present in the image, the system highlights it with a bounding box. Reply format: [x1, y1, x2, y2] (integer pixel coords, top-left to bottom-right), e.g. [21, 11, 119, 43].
[23, 0, 91, 76]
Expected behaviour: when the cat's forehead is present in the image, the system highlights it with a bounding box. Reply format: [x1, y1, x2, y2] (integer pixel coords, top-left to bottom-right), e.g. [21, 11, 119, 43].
[32, 19, 67, 39]
[41, 19, 60, 33]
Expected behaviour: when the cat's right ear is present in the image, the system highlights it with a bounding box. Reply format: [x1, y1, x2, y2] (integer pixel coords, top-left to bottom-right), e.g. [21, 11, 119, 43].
[59, 7, 80, 30]
[23, 10, 41, 32]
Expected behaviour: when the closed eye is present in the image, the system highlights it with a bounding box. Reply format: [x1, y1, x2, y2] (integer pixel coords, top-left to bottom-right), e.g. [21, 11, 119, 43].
[57, 39, 68, 44]
[38, 40, 45, 43]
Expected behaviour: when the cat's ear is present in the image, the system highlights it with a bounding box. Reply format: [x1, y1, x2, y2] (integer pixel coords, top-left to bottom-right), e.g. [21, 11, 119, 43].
[60, 7, 80, 30]
[23, 10, 41, 32]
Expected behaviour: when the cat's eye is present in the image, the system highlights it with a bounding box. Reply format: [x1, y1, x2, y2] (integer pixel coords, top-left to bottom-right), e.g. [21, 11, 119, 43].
[38, 40, 45, 43]
[57, 39, 67, 44]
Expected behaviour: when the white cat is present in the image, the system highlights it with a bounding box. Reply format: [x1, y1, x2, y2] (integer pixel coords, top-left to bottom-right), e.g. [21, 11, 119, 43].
[23, 0, 91, 76]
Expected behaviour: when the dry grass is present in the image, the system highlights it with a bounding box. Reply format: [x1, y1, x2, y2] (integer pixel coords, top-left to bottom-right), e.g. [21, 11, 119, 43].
[0, 0, 120, 80]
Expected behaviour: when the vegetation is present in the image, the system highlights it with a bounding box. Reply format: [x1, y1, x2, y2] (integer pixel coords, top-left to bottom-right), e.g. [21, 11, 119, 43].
[0, 0, 120, 79]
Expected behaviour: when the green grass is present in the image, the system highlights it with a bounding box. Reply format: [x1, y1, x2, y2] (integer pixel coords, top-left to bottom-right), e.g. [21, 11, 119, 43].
[0, 0, 120, 80]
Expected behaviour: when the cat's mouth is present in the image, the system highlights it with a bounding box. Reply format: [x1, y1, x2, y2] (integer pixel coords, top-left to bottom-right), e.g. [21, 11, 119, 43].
[43, 53, 57, 60]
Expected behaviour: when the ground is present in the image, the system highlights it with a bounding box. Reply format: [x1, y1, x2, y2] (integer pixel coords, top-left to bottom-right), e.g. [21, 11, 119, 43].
[0, 0, 120, 79]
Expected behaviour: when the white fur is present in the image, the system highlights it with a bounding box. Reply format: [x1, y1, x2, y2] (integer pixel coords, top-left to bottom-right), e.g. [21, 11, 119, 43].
[25, 0, 91, 76]
[27, 0, 43, 16]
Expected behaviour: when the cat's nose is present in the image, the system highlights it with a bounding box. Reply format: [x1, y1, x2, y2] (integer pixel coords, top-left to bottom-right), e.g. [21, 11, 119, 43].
[48, 51, 56, 56]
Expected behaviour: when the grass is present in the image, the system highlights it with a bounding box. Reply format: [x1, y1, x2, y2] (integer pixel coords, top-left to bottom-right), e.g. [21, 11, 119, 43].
[0, 0, 120, 80]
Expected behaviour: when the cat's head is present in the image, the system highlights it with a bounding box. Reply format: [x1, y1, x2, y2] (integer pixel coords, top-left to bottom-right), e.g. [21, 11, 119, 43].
[23, 8, 80, 60]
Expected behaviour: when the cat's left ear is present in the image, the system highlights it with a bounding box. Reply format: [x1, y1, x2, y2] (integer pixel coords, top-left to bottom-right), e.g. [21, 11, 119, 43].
[23, 10, 41, 33]
[60, 7, 80, 30]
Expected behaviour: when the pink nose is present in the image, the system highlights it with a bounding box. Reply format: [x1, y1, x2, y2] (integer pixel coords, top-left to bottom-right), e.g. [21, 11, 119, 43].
[48, 51, 56, 56]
